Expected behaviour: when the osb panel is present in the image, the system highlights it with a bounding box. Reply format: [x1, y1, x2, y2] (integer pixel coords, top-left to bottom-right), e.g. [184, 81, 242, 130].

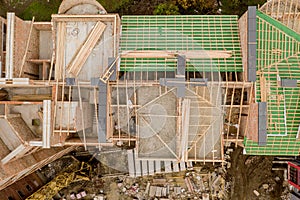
[7, 116, 36, 142]
[0, 137, 10, 160]
[239, 107, 249, 137]
[238, 12, 248, 81]
[14, 16, 39, 78]
[246, 103, 258, 142]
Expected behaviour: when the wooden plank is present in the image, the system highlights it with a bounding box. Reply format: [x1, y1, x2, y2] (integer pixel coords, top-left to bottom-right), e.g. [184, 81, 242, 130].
[52, 14, 117, 22]
[12, 78, 29, 84]
[27, 59, 51, 64]
[77, 83, 87, 149]
[5, 13, 15, 79]
[11, 94, 52, 101]
[246, 103, 258, 142]
[260, 75, 267, 102]
[66, 21, 106, 77]
[235, 84, 245, 147]
[42, 100, 51, 148]
[55, 22, 66, 80]
[1, 144, 26, 164]
[100, 57, 118, 83]
[185, 177, 194, 193]
[121, 50, 232, 59]
[0, 101, 42, 105]
[181, 99, 190, 160]
[238, 12, 248, 80]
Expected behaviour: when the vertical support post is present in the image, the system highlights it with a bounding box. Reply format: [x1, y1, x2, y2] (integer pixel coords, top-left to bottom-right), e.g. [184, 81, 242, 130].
[5, 13, 15, 79]
[43, 100, 51, 148]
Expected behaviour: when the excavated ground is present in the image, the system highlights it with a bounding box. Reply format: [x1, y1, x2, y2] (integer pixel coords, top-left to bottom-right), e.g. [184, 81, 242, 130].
[226, 146, 286, 200]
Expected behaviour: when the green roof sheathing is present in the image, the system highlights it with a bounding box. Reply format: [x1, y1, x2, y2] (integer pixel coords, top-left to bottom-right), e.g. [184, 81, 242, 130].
[244, 11, 300, 156]
[119, 15, 243, 72]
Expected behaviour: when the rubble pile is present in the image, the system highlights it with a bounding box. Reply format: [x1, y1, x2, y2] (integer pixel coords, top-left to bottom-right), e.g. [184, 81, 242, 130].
[112, 166, 226, 200]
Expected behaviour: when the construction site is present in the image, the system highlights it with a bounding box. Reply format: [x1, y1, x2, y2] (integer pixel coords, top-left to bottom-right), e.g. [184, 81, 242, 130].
[0, 0, 299, 199]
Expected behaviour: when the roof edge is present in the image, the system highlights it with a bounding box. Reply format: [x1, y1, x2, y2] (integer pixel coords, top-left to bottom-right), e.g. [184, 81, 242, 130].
[257, 10, 300, 42]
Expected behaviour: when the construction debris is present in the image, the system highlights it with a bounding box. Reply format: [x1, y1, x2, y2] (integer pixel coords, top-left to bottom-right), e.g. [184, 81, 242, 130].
[103, 164, 227, 200]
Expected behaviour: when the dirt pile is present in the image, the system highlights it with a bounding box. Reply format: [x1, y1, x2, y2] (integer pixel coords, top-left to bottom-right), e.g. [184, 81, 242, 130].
[226, 147, 286, 200]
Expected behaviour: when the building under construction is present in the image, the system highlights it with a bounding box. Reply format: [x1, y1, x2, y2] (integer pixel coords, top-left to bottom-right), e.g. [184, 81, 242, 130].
[0, 0, 299, 195]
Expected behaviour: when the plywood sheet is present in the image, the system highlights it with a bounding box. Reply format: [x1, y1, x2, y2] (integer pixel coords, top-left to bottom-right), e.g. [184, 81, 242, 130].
[14, 16, 39, 78]
[246, 103, 258, 142]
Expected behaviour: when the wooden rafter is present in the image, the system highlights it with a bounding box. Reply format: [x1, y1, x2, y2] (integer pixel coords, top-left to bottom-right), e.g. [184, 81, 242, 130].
[121, 50, 232, 59]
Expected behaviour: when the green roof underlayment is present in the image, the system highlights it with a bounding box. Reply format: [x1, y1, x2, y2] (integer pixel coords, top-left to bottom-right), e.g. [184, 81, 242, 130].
[119, 15, 243, 72]
[244, 10, 300, 156]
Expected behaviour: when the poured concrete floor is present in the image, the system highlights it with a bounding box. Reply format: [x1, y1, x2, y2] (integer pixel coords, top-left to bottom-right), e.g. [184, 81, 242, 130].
[137, 87, 177, 159]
